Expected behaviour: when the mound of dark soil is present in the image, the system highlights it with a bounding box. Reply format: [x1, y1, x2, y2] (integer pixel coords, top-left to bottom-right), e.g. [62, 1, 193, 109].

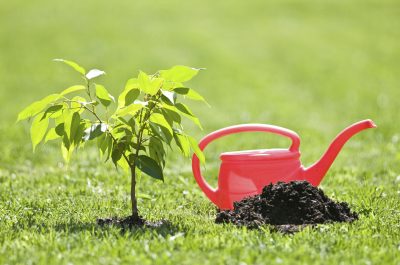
[215, 181, 358, 233]
[97, 215, 167, 229]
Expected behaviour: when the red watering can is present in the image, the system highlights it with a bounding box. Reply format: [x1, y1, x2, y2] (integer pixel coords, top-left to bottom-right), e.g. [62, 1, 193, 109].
[192, 120, 376, 209]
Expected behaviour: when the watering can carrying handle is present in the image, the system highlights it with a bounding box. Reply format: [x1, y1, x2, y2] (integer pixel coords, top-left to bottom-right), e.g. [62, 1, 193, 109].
[192, 124, 300, 206]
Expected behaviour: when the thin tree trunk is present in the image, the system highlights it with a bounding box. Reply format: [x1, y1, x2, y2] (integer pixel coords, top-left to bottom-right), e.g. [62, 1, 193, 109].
[130, 166, 139, 220]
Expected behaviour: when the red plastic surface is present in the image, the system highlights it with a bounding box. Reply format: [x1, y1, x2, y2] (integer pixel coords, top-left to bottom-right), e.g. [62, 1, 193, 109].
[220, 148, 299, 161]
[192, 120, 376, 210]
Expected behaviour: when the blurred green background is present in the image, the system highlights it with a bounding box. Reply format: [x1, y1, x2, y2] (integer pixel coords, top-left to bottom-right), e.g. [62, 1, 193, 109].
[1, 1, 399, 161]
[0, 0, 399, 264]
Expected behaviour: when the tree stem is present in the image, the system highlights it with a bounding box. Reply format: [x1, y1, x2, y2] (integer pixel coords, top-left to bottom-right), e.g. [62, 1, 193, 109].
[130, 166, 139, 219]
[129, 92, 162, 218]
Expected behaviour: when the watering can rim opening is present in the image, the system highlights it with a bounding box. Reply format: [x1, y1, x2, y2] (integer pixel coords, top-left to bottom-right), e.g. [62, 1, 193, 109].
[220, 148, 300, 161]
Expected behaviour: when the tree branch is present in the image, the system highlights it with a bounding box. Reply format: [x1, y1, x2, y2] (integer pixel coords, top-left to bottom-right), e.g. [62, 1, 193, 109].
[70, 101, 132, 167]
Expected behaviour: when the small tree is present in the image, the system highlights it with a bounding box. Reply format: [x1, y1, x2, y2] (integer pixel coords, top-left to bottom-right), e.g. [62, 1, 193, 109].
[18, 59, 206, 220]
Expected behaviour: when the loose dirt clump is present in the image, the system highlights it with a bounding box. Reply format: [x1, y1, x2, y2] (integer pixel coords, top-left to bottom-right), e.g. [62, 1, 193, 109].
[97, 215, 167, 229]
[215, 181, 358, 233]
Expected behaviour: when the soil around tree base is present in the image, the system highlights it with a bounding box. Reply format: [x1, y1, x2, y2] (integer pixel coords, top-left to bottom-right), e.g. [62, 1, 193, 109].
[97, 215, 167, 229]
[215, 181, 358, 233]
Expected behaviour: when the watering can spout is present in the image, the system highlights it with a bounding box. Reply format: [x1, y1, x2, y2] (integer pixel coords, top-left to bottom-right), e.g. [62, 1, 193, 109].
[302, 119, 376, 186]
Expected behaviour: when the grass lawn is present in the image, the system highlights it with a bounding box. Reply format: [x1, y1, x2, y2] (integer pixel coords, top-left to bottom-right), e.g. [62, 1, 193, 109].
[1, 0, 400, 264]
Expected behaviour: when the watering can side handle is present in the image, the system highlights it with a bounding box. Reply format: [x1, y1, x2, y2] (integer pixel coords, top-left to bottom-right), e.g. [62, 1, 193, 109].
[191, 124, 300, 205]
[192, 153, 219, 206]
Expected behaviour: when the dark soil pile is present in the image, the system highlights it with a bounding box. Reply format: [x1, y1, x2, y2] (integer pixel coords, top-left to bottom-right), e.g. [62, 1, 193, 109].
[215, 181, 358, 233]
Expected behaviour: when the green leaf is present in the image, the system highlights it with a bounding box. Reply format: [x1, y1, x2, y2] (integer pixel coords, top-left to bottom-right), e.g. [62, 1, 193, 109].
[160, 65, 200, 82]
[69, 112, 81, 144]
[60, 85, 86, 96]
[125, 89, 140, 106]
[70, 96, 86, 113]
[149, 113, 173, 136]
[176, 103, 202, 129]
[54, 59, 86, 75]
[42, 105, 64, 120]
[118, 78, 140, 107]
[150, 77, 163, 94]
[86, 69, 105, 80]
[115, 103, 144, 117]
[161, 108, 181, 124]
[62, 132, 71, 149]
[83, 123, 107, 141]
[137, 155, 164, 181]
[175, 102, 194, 116]
[30, 114, 49, 151]
[163, 81, 184, 91]
[17, 94, 60, 122]
[44, 128, 60, 143]
[61, 141, 74, 163]
[95, 84, 114, 107]
[149, 122, 172, 144]
[187, 135, 205, 164]
[97, 134, 109, 156]
[111, 142, 125, 167]
[105, 139, 114, 162]
[63, 108, 73, 139]
[124, 78, 140, 91]
[173, 133, 191, 157]
[62, 111, 83, 146]
[76, 124, 86, 145]
[127, 117, 136, 131]
[163, 103, 202, 129]
[138, 71, 151, 94]
[117, 117, 136, 133]
[55, 123, 65, 136]
[118, 88, 140, 108]
[117, 157, 130, 173]
[138, 71, 163, 95]
[129, 141, 146, 152]
[174, 87, 208, 105]
[161, 90, 176, 105]
[149, 137, 166, 167]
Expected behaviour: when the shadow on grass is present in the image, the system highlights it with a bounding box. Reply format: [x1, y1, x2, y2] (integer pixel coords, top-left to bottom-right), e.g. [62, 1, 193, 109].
[52, 219, 187, 238]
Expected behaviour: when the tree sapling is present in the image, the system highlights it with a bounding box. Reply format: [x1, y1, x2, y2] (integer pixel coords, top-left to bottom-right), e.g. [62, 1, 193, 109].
[18, 59, 207, 224]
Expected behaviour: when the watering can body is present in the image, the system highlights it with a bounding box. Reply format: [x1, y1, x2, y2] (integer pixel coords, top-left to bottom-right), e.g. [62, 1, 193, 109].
[192, 120, 376, 210]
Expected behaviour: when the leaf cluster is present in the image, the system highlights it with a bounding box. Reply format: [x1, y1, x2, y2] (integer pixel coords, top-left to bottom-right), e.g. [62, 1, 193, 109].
[18, 59, 207, 181]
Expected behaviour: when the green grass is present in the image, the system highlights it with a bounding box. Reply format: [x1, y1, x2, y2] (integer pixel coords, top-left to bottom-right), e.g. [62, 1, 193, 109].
[1, 0, 400, 264]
